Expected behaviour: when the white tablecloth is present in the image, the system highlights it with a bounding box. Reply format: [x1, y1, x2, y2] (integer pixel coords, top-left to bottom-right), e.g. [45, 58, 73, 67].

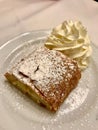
[0, 0, 98, 46]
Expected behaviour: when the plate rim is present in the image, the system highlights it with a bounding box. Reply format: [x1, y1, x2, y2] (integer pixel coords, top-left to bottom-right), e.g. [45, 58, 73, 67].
[0, 30, 98, 130]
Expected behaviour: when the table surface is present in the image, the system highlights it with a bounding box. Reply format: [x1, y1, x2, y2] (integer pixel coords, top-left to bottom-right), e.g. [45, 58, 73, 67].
[0, 0, 98, 46]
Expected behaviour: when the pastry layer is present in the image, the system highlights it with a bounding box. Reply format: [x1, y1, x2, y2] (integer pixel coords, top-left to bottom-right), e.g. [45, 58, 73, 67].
[5, 47, 81, 111]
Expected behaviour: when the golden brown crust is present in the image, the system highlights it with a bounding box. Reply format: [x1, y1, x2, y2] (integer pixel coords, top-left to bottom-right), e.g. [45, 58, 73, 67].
[4, 47, 81, 111]
[5, 72, 52, 110]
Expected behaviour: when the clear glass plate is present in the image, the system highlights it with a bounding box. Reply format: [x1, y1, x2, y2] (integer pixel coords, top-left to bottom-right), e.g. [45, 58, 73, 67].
[0, 30, 98, 130]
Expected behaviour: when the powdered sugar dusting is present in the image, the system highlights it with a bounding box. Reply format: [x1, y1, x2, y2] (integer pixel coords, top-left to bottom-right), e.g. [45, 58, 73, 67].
[18, 47, 77, 94]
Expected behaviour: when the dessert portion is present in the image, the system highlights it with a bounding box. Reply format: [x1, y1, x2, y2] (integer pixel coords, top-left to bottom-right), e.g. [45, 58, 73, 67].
[5, 47, 81, 111]
[45, 20, 92, 70]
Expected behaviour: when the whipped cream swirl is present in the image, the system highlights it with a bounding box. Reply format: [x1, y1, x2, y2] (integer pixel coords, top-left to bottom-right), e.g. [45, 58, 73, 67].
[45, 20, 92, 70]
